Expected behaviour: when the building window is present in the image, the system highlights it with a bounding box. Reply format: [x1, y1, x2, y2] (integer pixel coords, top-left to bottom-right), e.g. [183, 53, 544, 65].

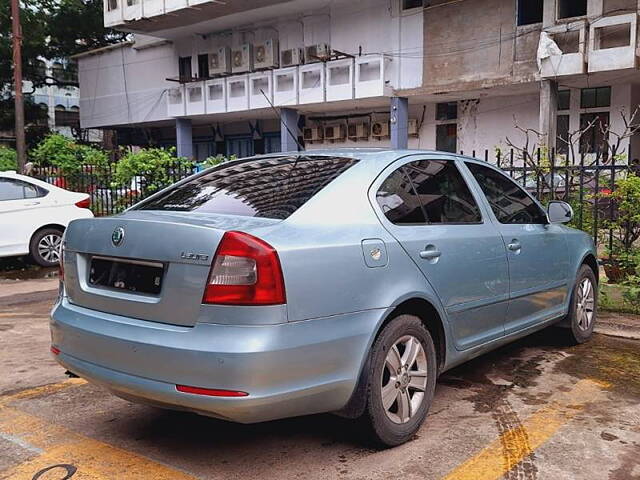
[178, 56, 192, 82]
[436, 124, 457, 153]
[107, 0, 118, 11]
[436, 102, 457, 121]
[556, 114, 570, 155]
[558, 90, 570, 111]
[54, 105, 78, 127]
[401, 0, 423, 10]
[517, 0, 543, 26]
[580, 87, 611, 109]
[558, 0, 587, 19]
[580, 112, 610, 154]
[126, 0, 138, 5]
[197, 54, 209, 79]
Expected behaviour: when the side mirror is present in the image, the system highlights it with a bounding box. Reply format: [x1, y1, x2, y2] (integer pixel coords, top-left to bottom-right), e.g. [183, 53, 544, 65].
[547, 200, 573, 224]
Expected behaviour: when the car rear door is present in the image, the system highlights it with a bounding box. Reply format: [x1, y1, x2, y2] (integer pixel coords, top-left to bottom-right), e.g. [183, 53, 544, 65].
[373, 156, 509, 350]
[463, 162, 570, 334]
[0, 177, 48, 256]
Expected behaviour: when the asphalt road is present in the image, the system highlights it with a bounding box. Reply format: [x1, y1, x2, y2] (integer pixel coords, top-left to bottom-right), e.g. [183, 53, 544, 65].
[0, 279, 639, 480]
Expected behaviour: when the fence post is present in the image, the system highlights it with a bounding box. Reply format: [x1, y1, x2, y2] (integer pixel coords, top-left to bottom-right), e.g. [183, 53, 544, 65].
[579, 153, 585, 231]
[609, 154, 616, 254]
[594, 154, 600, 246]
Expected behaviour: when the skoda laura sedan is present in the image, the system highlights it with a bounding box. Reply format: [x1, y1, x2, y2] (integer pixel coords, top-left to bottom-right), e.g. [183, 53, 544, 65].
[51, 150, 598, 446]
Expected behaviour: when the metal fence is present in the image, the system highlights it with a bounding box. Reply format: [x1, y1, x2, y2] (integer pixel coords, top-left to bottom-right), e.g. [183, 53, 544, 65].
[32, 163, 196, 217]
[32, 149, 637, 249]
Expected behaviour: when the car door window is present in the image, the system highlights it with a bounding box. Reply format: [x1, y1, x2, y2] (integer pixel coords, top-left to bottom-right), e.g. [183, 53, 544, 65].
[0, 178, 45, 201]
[376, 160, 481, 225]
[404, 160, 482, 224]
[376, 168, 426, 225]
[466, 162, 547, 224]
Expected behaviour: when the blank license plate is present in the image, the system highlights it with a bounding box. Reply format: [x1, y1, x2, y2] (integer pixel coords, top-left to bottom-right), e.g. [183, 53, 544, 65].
[89, 257, 164, 295]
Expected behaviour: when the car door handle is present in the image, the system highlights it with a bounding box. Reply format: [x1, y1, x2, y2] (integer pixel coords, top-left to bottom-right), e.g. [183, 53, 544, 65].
[23, 201, 40, 206]
[419, 245, 442, 260]
[507, 240, 521, 251]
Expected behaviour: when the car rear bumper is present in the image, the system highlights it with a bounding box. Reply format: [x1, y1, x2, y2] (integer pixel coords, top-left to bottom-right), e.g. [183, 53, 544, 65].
[50, 297, 381, 423]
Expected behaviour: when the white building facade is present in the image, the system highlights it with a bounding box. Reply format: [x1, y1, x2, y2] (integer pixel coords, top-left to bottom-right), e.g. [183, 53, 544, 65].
[75, 0, 640, 161]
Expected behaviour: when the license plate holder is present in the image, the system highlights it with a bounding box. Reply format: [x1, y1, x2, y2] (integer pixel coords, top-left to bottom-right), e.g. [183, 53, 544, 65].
[88, 256, 164, 295]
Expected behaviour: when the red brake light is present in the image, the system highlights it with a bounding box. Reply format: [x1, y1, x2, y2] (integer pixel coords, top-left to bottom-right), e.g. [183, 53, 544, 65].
[51, 346, 60, 355]
[176, 385, 248, 397]
[203, 231, 286, 305]
[75, 197, 91, 209]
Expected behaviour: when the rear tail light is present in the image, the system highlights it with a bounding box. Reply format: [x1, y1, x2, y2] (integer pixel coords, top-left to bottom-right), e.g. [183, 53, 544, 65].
[203, 231, 286, 305]
[75, 197, 91, 209]
[50, 346, 60, 355]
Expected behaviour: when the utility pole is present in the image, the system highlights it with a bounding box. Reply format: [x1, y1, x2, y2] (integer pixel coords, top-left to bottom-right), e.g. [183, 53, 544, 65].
[11, 0, 26, 173]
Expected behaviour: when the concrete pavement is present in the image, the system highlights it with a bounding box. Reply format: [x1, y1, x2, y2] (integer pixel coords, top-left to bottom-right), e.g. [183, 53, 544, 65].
[0, 280, 638, 480]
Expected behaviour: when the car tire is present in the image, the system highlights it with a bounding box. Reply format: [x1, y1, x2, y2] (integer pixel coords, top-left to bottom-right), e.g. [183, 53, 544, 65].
[562, 265, 598, 344]
[363, 314, 437, 447]
[30, 228, 64, 267]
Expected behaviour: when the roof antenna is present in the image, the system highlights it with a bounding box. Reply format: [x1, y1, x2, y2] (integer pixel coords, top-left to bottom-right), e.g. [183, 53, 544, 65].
[259, 89, 305, 152]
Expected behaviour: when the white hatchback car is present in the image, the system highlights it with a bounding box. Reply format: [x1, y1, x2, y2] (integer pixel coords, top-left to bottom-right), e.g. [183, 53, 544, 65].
[0, 171, 93, 266]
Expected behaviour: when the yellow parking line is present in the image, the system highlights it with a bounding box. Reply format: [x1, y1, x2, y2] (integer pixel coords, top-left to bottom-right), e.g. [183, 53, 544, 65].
[0, 405, 198, 479]
[442, 378, 610, 480]
[0, 378, 87, 406]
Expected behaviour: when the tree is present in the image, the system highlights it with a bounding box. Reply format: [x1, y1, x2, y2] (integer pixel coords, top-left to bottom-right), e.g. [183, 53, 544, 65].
[1, 0, 127, 90]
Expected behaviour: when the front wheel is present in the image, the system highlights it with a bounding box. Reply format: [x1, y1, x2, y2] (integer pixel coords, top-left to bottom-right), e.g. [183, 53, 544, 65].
[30, 228, 63, 267]
[363, 314, 437, 447]
[563, 265, 598, 344]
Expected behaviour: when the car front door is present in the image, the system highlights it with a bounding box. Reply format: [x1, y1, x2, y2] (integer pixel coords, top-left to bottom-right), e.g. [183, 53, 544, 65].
[374, 157, 509, 350]
[464, 162, 570, 334]
[0, 177, 48, 256]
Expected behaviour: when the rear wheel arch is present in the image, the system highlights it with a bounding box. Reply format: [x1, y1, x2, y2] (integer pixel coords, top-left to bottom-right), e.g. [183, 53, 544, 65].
[335, 297, 446, 419]
[30, 223, 66, 241]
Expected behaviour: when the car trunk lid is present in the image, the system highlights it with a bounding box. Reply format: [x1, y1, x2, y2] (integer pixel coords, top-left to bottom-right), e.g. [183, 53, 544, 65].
[62, 211, 279, 327]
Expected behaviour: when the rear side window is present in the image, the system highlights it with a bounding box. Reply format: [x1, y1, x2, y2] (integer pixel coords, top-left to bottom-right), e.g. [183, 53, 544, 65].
[135, 156, 359, 220]
[0, 178, 46, 201]
[466, 162, 547, 224]
[376, 159, 481, 225]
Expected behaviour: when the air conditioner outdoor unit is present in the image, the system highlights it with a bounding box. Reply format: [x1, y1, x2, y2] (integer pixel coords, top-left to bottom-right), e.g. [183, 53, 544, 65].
[305, 43, 331, 63]
[209, 47, 231, 76]
[303, 126, 323, 142]
[280, 48, 304, 67]
[371, 121, 389, 138]
[231, 44, 254, 73]
[408, 119, 419, 136]
[324, 125, 346, 141]
[347, 123, 370, 140]
[254, 39, 279, 70]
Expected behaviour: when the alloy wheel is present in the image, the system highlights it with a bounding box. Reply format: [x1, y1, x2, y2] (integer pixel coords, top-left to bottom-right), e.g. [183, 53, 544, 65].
[38, 234, 62, 264]
[380, 335, 428, 424]
[575, 277, 595, 331]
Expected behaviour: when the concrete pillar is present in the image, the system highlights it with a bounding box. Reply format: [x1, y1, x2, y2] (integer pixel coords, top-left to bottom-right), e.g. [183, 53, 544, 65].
[539, 80, 558, 150]
[390, 97, 409, 150]
[176, 118, 193, 158]
[280, 108, 300, 152]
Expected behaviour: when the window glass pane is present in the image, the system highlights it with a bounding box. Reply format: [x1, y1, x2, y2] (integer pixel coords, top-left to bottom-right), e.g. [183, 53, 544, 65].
[136, 156, 359, 220]
[0, 178, 35, 201]
[556, 114, 570, 155]
[436, 102, 457, 121]
[376, 168, 426, 225]
[517, 0, 543, 26]
[558, 0, 586, 19]
[557, 90, 570, 110]
[595, 86, 611, 108]
[581, 87, 611, 109]
[405, 160, 481, 223]
[402, 0, 423, 10]
[466, 163, 547, 224]
[580, 112, 609, 154]
[436, 124, 457, 153]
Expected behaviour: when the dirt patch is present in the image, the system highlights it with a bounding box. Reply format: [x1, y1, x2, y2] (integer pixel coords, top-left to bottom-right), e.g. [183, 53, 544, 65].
[554, 334, 640, 398]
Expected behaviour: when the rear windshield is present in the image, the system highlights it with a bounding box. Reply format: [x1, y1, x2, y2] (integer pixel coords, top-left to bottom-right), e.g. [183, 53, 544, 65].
[134, 155, 359, 219]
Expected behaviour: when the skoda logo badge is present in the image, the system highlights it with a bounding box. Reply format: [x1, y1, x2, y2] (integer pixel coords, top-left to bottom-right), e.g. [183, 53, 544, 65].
[112, 227, 125, 247]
